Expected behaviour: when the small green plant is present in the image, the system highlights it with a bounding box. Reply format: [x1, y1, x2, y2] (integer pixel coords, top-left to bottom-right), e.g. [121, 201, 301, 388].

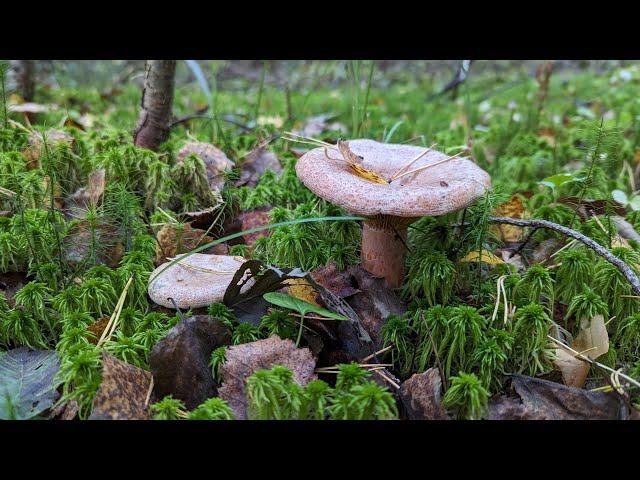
[411, 305, 452, 374]
[514, 264, 554, 308]
[616, 313, 640, 361]
[259, 309, 297, 340]
[472, 330, 513, 393]
[555, 248, 593, 304]
[57, 343, 103, 419]
[564, 287, 608, 323]
[328, 380, 398, 420]
[208, 303, 237, 329]
[442, 306, 486, 380]
[246, 365, 298, 420]
[244, 363, 397, 420]
[210, 346, 227, 383]
[442, 372, 489, 420]
[594, 247, 640, 326]
[381, 314, 414, 378]
[404, 251, 456, 306]
[188, 398, 235, 420]
[512, 303, 555, 376]
[150, 395, 187, 420]
[231, 323, 262, 345]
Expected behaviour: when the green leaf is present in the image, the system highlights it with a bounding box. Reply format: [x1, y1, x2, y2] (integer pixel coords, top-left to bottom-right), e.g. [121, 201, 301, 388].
[612, 189, 629, 205]
[263, 292, 347, 320]
[539, 173, 578, 190]
[0, 348, 61, 420]
[629, 195, 640, 211]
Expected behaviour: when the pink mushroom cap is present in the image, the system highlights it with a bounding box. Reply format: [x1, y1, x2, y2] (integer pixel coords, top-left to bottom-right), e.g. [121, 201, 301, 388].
[295, 139, 491, 218]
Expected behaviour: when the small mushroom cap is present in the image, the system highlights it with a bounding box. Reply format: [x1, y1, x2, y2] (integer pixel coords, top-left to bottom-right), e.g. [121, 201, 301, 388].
[28, 129, 74, 148]
[148, 253, 252, 309]
[177, 141, 234, 192]
[295, 139, 491, 217]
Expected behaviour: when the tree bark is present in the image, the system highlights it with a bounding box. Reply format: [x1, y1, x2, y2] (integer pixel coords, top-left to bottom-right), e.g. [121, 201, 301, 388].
[10, 60, 35, 101]
[133, 60, 176, 151]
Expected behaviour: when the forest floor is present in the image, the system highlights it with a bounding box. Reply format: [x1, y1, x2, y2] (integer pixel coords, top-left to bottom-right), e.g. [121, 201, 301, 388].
[1, 60, 640, 420]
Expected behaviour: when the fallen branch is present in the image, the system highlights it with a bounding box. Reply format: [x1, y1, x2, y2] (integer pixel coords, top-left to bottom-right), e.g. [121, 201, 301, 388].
[489, 216, 640, 296]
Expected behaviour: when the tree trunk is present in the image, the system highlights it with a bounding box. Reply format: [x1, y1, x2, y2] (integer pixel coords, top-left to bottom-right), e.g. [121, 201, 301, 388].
[133, 60, 176, 151]
[10, 60, 35, 101]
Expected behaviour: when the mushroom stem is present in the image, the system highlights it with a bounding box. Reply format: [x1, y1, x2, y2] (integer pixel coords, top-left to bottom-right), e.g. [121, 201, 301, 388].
[361, 219, 409, 288]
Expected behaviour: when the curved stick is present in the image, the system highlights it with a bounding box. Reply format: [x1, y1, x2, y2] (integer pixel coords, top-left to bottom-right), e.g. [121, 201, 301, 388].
[489, 216, 640, 296]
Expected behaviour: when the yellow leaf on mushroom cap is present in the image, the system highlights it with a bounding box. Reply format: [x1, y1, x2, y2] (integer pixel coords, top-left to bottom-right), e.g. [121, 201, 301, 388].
[337, 140, 389, 185]
[460, 250, 504, 265]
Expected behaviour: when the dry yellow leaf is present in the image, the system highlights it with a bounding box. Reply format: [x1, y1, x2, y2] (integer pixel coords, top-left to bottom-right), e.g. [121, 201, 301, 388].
[284, 278, 320, 306]
[338, 140, 389, 185]
[460, 250, 504, 265]
[348, 163, 389, 184]
[491, 195, 526, 242]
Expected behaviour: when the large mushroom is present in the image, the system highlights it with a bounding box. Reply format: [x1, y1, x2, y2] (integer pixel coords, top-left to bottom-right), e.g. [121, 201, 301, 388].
[148, 253, 252, 309]
[295, 139, 491, 288]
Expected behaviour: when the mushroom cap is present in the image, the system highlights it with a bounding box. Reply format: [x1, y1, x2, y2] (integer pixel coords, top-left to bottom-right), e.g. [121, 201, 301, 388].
[295, 139, 491, 218]
[177, 141, 234, 192]
[148, 253, 252, 309]
[28, 129, 74, 148]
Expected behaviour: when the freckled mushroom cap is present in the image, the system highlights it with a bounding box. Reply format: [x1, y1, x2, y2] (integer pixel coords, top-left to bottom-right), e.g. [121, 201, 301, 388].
[295, 139, 491, 217]
[148, 253, 252, 309]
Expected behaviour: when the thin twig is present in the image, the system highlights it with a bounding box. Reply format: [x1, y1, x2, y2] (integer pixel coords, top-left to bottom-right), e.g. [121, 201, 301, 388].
[490, 217, 640, 296]
[390, 143, 437, 181]
[391, 152, 462, 182]
[360, 345, 394, 363]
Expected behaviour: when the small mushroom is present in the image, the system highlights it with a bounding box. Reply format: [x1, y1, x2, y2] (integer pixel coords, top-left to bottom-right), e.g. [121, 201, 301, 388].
[148, 253, 252, 309]
[295, 139, 491, 288]
[176, 141, 234, 192]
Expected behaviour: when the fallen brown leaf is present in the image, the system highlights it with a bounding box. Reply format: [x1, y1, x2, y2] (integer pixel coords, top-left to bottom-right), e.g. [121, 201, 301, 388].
[218, 336, 316, 420]
[155, 223, 215, 265]
[89, 352, 152, 420]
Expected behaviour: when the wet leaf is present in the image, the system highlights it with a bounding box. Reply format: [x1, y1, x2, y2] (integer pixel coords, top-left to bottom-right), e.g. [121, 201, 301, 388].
[149, 315, 231, 409]
[0, 348, 61, 420]
[485, 374, 626, 420]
